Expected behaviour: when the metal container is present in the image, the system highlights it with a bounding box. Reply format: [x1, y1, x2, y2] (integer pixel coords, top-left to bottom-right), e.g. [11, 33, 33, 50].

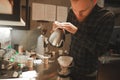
[48, 28, 65, 48]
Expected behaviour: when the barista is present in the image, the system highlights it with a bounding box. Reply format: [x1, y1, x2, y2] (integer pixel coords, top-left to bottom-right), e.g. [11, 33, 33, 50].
[52, 0, 115, 80]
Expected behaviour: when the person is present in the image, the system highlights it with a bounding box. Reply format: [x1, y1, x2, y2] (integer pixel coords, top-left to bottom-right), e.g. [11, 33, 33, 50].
[52, 0, 115, 80]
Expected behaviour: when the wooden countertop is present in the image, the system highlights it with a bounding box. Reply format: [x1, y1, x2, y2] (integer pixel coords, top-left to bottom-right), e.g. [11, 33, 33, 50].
[97, 60, 120, 80]
[1, 54, 120, 80]
[35, 59, 59, 80]
[0, 55, 67, 80]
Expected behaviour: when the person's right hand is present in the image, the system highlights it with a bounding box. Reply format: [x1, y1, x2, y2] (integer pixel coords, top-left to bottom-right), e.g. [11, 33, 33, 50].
[51, 21, 78, 34]
[61, 22, 78, 34]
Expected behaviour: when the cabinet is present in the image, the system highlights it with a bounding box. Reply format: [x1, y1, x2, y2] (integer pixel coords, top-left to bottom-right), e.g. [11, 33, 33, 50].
[97, 61, 120, 80]
[104, 0, 120, 27]
[97, 0, 104, 7]
[32, 3, 68, 22]
[32, 3, 56, 21]
[0, 0, 30, 30]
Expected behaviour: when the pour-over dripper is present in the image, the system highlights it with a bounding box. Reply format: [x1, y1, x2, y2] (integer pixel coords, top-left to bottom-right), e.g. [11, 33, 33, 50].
[57, 56, 73, 67]
[57, 56, 73, 76]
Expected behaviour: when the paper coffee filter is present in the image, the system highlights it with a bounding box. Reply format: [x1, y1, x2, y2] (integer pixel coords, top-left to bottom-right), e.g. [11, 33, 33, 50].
[57, 56, 73, 67]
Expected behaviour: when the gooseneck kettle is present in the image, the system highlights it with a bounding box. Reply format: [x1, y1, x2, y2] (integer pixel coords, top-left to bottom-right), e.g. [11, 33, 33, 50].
[48, 28, 65, 48]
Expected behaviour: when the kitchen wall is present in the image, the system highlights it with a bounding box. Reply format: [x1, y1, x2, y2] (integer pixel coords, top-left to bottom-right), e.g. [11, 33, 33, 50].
[11, 0, 120, 53]
[0, 28, 12, 49]
[97, 0, 104, 7]
[11, 0, 71, 52]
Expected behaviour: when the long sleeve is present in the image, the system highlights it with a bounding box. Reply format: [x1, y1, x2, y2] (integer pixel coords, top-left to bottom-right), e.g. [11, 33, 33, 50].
[80, 12, 115, 57]
[68, 4, 115, 75]
[69, 8, 115, 57]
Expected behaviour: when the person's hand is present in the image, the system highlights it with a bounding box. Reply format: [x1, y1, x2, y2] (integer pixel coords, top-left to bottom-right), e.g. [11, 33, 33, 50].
[61, 22, 78, 34]
[51, 21, 63, 33]
[51, 21, 78, 34]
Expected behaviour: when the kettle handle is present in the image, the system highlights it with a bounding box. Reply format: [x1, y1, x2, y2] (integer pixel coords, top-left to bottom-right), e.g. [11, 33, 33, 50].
[57, 29, 65, 48]
[57, 39, 64, 48]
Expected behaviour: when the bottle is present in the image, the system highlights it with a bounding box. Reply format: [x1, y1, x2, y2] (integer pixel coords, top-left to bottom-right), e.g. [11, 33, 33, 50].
[36, 35, 45, 55]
